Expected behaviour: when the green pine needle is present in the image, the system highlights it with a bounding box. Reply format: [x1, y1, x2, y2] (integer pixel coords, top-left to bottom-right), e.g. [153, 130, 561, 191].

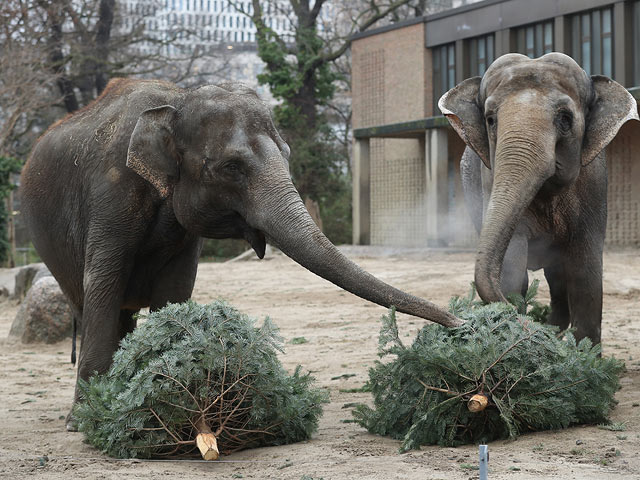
[353, 285, 624, 450]
[74, 300, 328, 459]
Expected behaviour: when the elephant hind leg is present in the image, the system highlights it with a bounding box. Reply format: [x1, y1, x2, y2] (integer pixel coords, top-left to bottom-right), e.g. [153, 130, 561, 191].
[544, 264, 570, 330]
[119, 309, 138, 341]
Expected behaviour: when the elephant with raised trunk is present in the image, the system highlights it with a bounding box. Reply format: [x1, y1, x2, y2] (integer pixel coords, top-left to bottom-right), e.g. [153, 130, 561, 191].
[21, 79, 460, 430]
[439, 52, 638, 345]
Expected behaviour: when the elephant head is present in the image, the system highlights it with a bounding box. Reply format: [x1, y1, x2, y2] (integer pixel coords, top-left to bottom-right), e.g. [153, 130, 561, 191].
[126, 83, 460, 327]
[439, 53, 638, 303]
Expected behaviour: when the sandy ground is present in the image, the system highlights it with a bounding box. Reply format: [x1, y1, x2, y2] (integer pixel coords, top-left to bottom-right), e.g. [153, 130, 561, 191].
[1, 246, 639, 480]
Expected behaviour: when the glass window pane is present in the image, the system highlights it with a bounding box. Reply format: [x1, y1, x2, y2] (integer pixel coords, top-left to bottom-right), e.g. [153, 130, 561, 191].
[516, 28, 525, 54]
[582, 14, 591, 75]
[535, 23, 543, 57]
[593, 10, 601, 74]
[487, 34, 494, 65]
[441, 47, 447, 99]
[602, 8, 611, 34]
[635, 1, 640, 84]
[448, 45, 455, 88]
[526, 26, 534, 58]
[571, 16, 580, 62]
[544, 22, 553, 53]
[603, 8, 613, 78]
[603, 36, 612, 77]
[469, 39, 478, 77]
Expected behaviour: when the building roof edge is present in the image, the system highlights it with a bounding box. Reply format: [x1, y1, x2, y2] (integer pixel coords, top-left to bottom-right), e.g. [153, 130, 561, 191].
[351, 16, 425, 42]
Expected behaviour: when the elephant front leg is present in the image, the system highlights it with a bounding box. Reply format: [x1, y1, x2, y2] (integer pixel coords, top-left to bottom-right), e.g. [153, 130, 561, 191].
[565, 249, 603, 345]
[66, 249, 136, 431]
[501, 234, 529, 304]
[544, 264, 570, 330]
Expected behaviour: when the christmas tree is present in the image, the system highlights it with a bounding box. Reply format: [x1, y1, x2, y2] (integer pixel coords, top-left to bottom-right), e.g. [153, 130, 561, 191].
[353, 283, 624, 450]
[74, 301, 328, 459]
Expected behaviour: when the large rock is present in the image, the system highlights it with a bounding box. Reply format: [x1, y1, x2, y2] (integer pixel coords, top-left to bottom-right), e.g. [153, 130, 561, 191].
[13, 263, 51, 301]
[9, 276, 73, 343]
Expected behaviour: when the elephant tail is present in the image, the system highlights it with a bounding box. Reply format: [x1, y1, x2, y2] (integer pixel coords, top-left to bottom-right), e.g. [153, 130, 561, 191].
[71, 315, 77, 365]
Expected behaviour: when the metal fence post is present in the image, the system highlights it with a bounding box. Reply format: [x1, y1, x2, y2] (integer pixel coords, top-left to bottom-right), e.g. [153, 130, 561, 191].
[479, 444, 489, 480]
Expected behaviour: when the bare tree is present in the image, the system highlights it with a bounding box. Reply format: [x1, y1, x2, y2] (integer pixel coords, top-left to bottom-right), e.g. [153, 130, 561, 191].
[30, 0, 230, 113]
[0, 1, 63, 157]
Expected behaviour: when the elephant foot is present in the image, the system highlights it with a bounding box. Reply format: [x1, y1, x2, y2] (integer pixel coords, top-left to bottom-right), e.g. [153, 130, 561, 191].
[66, 410, 78, 432]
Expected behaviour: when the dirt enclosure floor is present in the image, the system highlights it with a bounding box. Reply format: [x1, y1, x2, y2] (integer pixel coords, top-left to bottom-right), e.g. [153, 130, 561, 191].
[1, 247, 639, 480]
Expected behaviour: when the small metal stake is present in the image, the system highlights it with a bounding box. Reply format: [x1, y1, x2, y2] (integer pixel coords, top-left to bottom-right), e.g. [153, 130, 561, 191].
[479, 444, 489, 480]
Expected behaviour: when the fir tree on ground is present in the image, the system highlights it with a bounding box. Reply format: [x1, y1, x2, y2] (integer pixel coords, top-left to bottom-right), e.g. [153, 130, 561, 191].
[353, 283, 624, 450]
[74, 300, 329, 459]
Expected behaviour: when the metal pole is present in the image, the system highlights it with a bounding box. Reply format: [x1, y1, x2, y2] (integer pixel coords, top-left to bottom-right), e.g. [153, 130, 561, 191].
[479, 444, 489, 480]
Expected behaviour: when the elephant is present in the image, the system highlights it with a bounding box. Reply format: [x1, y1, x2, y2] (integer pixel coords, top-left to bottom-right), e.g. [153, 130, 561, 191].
[21, 79, 461, 430]
[439, 52, 638, 345]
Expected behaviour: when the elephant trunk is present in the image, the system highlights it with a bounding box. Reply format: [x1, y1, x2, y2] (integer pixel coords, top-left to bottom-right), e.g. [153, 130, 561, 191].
[249, 173, 462, 328]
[475, 121, 555, 303]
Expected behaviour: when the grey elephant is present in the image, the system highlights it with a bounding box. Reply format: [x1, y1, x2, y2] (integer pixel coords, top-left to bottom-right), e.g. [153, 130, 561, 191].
[439, 52, 638, 345]
[21, 79, 460, 430]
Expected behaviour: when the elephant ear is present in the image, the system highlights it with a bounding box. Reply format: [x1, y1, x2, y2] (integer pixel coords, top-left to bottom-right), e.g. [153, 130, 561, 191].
[438, 77, 491, 169]
[126, 105, 179, 198]
[582, 76, 639, 166]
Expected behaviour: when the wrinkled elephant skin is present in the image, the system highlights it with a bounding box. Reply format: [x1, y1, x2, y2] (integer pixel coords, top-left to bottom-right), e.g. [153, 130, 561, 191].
[440, 53, 639, 344]
[21, 79, 459, 430]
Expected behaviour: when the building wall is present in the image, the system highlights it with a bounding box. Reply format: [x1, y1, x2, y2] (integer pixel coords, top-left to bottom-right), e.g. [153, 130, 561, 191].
[606, 116, 640, 247]
[353, 23, 438, 246]
[352, 22, 429, 129]
[352, 0, 640, 249]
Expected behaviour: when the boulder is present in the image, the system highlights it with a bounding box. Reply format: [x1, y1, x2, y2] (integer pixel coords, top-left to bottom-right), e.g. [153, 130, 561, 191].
[9, 276, 73, 343]
[13, 263, 51, 301]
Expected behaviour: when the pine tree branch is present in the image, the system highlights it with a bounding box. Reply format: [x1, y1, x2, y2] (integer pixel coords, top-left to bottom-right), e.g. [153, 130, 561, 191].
[150, 407, 183, 445]
[483, 332, 537, 376]
[151, 371, 202, 412]
[530, 378, 589, 397]
[213, 385, 251, 436]
[202, 373, 252, 414]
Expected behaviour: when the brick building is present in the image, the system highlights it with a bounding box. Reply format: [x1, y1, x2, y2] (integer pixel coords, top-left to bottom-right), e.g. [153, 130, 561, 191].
[351, 0, 640, 248]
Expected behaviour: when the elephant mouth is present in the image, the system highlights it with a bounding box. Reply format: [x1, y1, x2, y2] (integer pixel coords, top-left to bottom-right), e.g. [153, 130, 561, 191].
[243, 227, 266, 259]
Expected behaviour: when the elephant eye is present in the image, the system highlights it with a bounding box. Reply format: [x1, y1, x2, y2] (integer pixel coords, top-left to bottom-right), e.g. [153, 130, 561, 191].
[486, 115, 496, 129]
[222, 161, 243, 175]
[557, 111, 573, 134]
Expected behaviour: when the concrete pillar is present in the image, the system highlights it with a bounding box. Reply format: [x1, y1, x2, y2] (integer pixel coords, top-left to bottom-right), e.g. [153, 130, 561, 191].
[352, 138, 371, 245]
[455, 39, 466, 84]
[494, 28, 511, 57]
[425, 128, 449, 247]
[613, 1, 631, 86]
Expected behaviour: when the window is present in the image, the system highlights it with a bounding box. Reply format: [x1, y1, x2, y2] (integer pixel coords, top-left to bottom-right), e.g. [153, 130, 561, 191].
[467, 34, 494, 77]
[515, 21, 553, 58]
[571, 8, 613, 77]
[433, 43, 456, 114]
[634, 0, 640, 85]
